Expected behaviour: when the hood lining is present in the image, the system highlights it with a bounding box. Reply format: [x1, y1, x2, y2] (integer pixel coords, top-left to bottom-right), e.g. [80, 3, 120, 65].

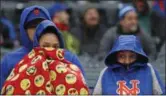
[105, 51, 148, 66]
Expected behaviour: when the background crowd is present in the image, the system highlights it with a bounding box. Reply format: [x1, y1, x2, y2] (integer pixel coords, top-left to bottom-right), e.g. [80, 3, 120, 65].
[0, 0, 165, 91]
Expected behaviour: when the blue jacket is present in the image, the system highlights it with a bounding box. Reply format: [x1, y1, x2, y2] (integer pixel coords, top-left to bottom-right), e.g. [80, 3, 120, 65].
[93, 35, 165, 95]
[0, 6, 85, 91]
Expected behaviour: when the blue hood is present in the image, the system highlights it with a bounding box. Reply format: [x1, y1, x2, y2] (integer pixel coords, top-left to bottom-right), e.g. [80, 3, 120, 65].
[20, 5, 51, 50]
[33, 20, 64, 48]
[105, 35, 148, 67]
[1, 18, 16, 40]
[48, 3, 68, 18]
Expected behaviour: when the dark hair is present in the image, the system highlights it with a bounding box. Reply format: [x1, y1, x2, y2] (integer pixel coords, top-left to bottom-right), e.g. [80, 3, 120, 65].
[24, 18, 44, 29]
[38, 26, 58, 41]
[133, 0, 150, 15]
[81, 7, 100, 23]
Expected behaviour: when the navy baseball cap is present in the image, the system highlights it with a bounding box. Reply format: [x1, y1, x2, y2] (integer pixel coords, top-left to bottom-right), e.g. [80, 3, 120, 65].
[26, 8, 48, 22]
[24, 8, 49, 28]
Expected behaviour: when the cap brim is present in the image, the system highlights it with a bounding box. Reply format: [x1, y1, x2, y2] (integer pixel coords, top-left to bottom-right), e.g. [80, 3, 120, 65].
[24, 18, 45, 29]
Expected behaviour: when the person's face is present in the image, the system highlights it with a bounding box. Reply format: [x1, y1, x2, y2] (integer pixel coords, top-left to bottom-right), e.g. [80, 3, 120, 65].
[84, 8, 100, 26]
[39, 33, 60, 49]
[117, 51, 137, 65]
[53, 11, 69, 25]
[27, 27, 36, 41]
[26, 19, 44, 41]
[120, 11, 138, 32]
[136, 1, 145, 12]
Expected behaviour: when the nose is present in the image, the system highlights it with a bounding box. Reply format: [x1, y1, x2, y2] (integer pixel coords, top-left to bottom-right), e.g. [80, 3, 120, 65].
[133, 20, 137, 25]
[124, 57, 130, 64]
[132, 17, 138, 24]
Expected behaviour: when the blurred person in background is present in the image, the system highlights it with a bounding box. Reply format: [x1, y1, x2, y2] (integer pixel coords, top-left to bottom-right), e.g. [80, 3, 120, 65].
[151, 0, 166, 52]
[71, 7, 107, 56]
[98, 5, 156, 62]
[0, 5, 51, 90]
[48, 3, 80, 55]
[133, 0, 152, 35]
[151, 0, 166, 86]
[0, 10, 18, 49]
[133, 0, 166, 53]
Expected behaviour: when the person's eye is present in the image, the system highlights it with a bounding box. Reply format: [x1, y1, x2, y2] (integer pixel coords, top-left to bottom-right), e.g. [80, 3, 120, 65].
[42, 44, 50, 48]
[53, 44, 59, 48]
[130, 55, 136, 59]
[120, 55, 125, 58]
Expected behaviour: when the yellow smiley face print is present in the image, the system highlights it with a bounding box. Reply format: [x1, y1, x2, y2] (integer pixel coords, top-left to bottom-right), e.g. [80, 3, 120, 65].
[46, 59, 54, 64]
[36, 90, 46, 95]
[42, 60, 49, 71]
[56, 64, 67, 73]
[70, 64, 79, 71]
[31, 55, 42, 64]
[25, 90, 31, 95]
[50, 70, 57, 81]
[28, 49, 35, 59]
[19, 64, 28, 73]
[6, 85, 14, 95]
[20, 79, 31, 91]
[46, 81, 54, 93]
[65, 74, 77, 84]
[68, 88, 78, 95]
[80, 88, 88, 95]
[38, 50, 45, 56]
[55, 84, 66, 95]
[6, 69, 15, 81]
[34, 75, 45, 87]
[26, 66, 37, 75]
[56, 49, 64, 60]
[11, 74, 20, 81]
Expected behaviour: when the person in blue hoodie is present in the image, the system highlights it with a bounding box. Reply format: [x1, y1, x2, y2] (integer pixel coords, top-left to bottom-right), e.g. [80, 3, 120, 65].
[0, 5, 51, 90]
[0, 6, 84, 91]
[0, 17, 17, 48]
[32, 20, 85, 75]
[93, 35, 165, 95]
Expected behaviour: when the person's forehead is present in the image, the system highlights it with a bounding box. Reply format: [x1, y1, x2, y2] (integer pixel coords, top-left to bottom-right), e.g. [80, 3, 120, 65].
[41, 32, 58, 39]
[86, 8, 98, 14]
[54, 10, 68, 15]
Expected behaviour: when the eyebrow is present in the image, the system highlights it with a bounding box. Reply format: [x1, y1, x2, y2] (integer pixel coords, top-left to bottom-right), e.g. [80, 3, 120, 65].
[43, 41, 58, 44]
[42, 42, 50, 45]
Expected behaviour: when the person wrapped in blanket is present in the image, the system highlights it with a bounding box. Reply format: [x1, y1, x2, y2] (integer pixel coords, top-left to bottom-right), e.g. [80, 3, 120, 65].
[93, 35, 165, 95]
[0, 6, 85, 91]
[1, 20, 89, 95]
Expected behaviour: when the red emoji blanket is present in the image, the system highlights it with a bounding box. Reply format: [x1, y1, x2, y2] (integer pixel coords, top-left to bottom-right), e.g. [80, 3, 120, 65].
[1, 47, 89, 95]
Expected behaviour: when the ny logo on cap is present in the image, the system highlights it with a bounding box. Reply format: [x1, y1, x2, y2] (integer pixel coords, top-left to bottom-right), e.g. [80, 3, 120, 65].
[34, 8, 40, 15]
